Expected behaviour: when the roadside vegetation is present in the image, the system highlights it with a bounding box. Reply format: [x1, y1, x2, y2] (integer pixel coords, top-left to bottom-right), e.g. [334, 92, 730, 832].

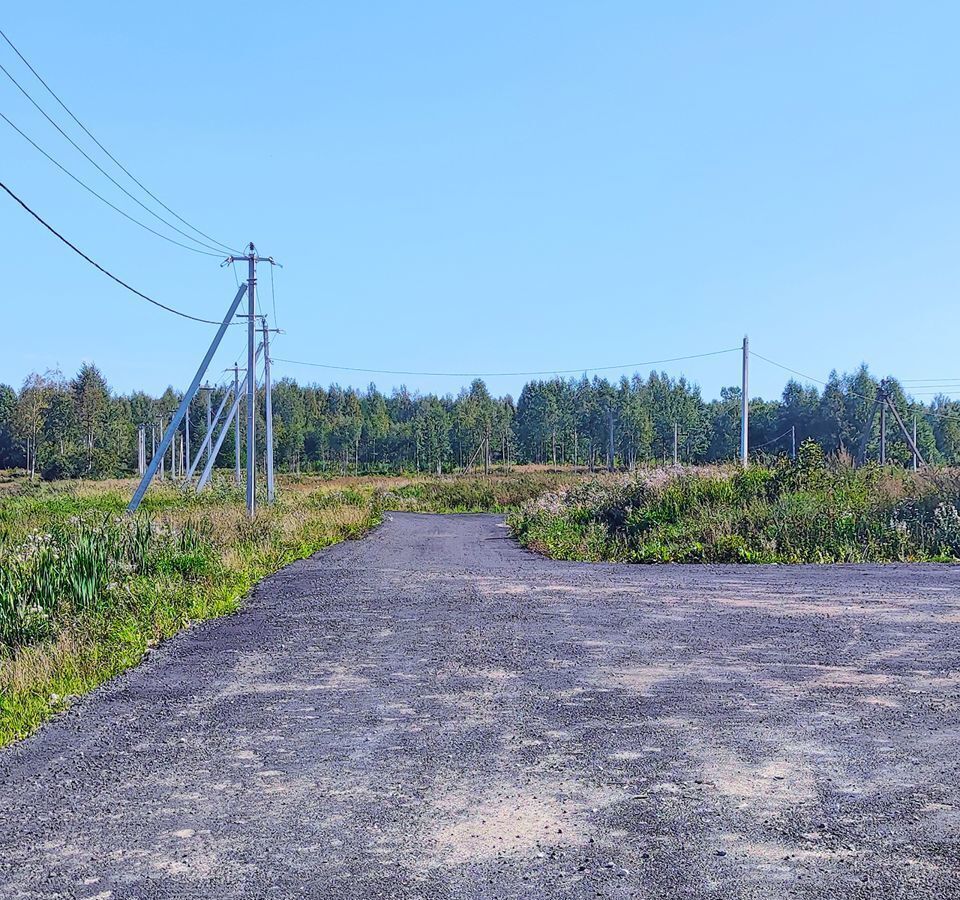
[510, 443, 960, 564]
[0, 471, 564, 747]
[5, 457, 958, 747]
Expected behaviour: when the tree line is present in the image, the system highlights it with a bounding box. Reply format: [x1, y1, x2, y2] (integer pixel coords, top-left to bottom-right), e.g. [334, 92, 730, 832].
[0, 362, 958, 480]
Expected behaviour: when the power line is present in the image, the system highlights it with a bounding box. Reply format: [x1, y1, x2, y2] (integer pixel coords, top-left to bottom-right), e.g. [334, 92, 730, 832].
[0, 27, 239, 256]
[0, 109, 223, 257]
[0, 178, 231, 325]
[0, 52, 233, 256]
[271, 347, 741, 379]
[749, 350, 960, 424]
[751, 427, 794, 452]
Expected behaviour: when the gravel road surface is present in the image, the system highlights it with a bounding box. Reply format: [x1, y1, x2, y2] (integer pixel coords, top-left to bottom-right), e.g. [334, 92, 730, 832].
[2, 512, 959, 898]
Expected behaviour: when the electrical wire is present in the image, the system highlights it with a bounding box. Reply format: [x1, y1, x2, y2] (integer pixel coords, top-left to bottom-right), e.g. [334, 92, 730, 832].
[0, 109, 223, 257]
[0, 27, 239, 255]
[271, 347, 741, 379]
[900, 378, 960, 384]
[750, 427, 794, 452]
[749, 350, 960, 424]
[0, 50, 235, 256]
[0, 178, 234, 324]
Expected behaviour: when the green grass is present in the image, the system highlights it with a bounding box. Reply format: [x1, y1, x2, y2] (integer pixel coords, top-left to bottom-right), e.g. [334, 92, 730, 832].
[510, 448, 960, 564]
[0, 477, 383, 746]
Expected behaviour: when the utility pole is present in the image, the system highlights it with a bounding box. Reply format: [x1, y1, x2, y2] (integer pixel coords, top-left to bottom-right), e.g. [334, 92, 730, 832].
[224, 244, 280, 517]
[608, 407, 615, 472]
[673, 422, 679, 465]
[741, 335, 749, 468]
[913, 415, 918, 472]
[791, 425, 796, 461]
[158, 420, 165, 479]
[232, 365, 241, 485]
[261, 317, 277, 504]
[203, 383, 212, 467]
[880, 402, 887, 465]
[184, 401, 191, 476]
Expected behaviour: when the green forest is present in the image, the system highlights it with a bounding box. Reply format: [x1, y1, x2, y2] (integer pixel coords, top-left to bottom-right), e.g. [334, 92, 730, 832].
[1, 362, 959, 480]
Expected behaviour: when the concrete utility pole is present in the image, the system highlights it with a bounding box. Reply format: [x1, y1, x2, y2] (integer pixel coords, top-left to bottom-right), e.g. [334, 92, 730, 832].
[203, 384, 212, 466]
[184, 402, 190, 476]
[261, 318, 276, 504]
[607, 407, 615, 472]
[791, 425, 796, 461]
[880, 403, 887, 465]
[223, 244, 279, 517]
[741, 335, 749, 468]
[913, 415, 918, 471]
[232, 365, 242, 485]
[137, 425, 146, 476]
[673, 422, 679, 465]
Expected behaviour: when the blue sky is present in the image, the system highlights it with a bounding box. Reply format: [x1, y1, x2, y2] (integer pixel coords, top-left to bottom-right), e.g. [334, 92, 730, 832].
[2, 2, 958, 402]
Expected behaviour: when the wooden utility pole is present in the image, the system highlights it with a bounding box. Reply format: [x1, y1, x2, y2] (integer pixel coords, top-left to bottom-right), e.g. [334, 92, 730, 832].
[673, 422, 679, 465]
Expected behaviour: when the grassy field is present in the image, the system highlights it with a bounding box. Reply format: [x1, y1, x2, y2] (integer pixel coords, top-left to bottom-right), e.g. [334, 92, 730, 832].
[510, 448, 960, 563]
[0, 470, 566, 747]
[5, 456, 959, 747]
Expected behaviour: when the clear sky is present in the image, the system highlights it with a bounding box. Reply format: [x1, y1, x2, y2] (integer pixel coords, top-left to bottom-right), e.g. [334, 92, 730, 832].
[2, 2, 958, 402]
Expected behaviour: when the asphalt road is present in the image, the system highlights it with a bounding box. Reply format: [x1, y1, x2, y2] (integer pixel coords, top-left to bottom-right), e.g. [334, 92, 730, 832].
[2, 513, 960, 899]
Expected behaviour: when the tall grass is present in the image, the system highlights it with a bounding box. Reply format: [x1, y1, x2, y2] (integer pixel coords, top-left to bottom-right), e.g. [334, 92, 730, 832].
[0, 478, 382, 746]
[510, 449, 960, 564]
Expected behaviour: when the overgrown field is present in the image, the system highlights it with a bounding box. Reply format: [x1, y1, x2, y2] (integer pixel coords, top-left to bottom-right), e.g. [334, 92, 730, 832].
[0, 470, 565, 746]
[510, 445, 960, 564]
